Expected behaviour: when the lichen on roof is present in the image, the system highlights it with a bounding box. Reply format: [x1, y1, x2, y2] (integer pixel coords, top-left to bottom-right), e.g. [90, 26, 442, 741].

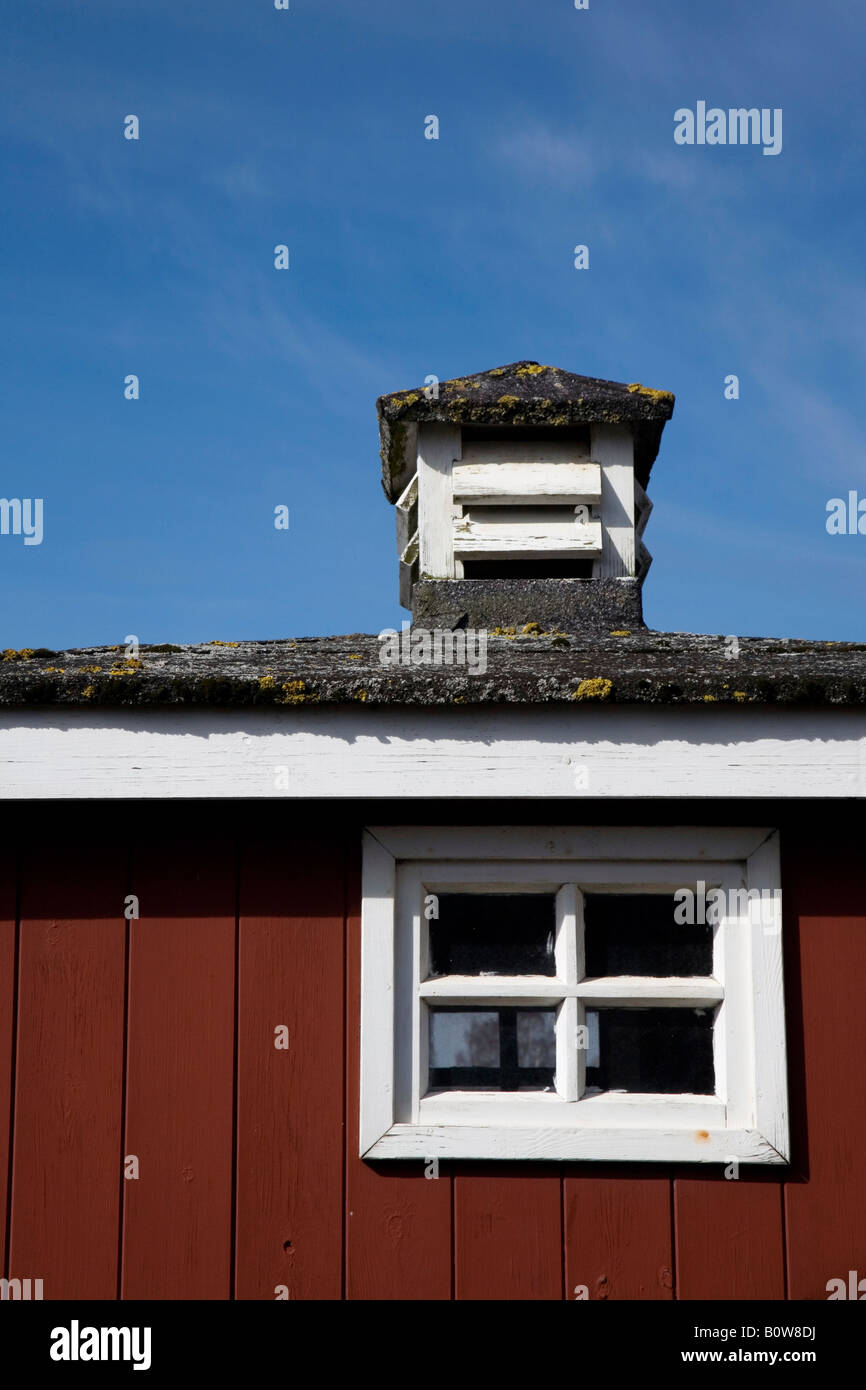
[1, 632, 865, 711]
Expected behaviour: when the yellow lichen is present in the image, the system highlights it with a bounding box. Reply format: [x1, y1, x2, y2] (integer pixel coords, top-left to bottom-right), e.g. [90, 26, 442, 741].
[82, 685, 95, 698]
[490, 626, 517, 639]
[354, 689, 368, 702]
[732, 690, 748, 702]
[43, 667, 65, 673]
[496, 395, 520, 407]
[209, 640, 240, 647]
[515, 364, 547, 376]
[573, 677, 613, 701]
[703, 694, 717, 702]
[627, 383, 674, 403]
[348, 654, 362, 660]
[488, 367, 506, 376]
[2, 649, 36, 661]
[279, 679, 318, 705]
[521, 622, 544, 636]
[80, 665, 102, 674]
[110, 658, 142, 671]
[258, 675, 276, 690]
[609, 629, 631, 636]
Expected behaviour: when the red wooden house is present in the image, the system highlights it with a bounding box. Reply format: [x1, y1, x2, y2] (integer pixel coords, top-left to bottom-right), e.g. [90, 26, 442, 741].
[1, 362, 864, 1301]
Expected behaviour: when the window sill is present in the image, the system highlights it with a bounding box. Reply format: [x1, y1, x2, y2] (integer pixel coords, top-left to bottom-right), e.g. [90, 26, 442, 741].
[365, 1119, 787, 1165]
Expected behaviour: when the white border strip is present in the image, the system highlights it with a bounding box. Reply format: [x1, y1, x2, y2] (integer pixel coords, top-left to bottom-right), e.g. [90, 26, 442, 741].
[1, 705, 864, 799]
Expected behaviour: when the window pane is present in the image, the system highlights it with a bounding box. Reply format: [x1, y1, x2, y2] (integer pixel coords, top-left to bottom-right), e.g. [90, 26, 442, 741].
[428, 1007, 556, 1090]
[516, 1009, 556, 1068]
[429, 1009, 499, 1068]
[429, 893, 556, 976]
[585, 1007, 715, 1094]
[584, 894, 712, 977]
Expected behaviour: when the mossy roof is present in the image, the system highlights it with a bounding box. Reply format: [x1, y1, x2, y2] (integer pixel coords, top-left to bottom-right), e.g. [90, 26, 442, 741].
[376, 361, 675, 500]
[2, 632, 865, 710]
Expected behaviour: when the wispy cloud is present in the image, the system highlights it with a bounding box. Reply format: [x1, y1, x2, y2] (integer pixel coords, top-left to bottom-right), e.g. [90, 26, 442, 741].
[492, 121, 596, 189]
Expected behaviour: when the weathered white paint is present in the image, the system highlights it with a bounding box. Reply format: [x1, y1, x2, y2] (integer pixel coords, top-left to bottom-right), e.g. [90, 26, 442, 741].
[452, 459, 601, 505]
[591, 423, 635, 578]
[394, 473, 418, 557]
[360, 831, 397, 1155]
[1, 705, 864, 799]
[747, 830, 789, 1155]
[417, 423, 460, 578]
[452, 515, 602, 557]
[365, 1124, 782, 1163]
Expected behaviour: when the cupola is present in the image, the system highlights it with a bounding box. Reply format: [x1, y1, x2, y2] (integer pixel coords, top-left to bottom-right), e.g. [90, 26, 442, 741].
[377, 361, 674, 632]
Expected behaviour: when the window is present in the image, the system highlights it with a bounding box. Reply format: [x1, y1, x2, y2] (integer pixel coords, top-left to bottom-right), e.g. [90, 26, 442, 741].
[360, 827, 788, 1163]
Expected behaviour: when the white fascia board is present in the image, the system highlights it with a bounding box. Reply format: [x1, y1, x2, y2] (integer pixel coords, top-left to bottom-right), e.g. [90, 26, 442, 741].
[1, 705, 865, 799]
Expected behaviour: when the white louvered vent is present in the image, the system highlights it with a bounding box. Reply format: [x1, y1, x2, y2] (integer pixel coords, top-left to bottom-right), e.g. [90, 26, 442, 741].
[395, 423, 649, 597]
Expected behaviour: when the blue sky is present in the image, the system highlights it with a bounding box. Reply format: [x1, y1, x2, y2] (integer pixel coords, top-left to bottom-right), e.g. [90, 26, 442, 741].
[2, 0, 865, 648]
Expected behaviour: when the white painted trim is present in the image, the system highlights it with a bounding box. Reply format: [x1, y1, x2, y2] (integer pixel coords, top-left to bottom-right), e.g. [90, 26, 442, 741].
[365, 1125, 782, 1163]
[360, 826, 790, 1163]
[417, 1091, 726, 1129]
[2, 707, 866, 800]
[359, 831, 397, 1154]
[452, 459, 601, 506]
[452, 516, 602, 558]
[394, 473, 418, 557]
[417, 424, 460, 578]
[746, 831, 788, 1157]
[574, 977, 723, 1004]
[591, 424, 635, 578]
[370, 827, 771, 860]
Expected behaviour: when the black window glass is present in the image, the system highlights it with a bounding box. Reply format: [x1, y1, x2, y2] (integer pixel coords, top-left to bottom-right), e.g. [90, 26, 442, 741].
[584, 894, 712, 977]
[429, 893, 556, 976]
[585, 1007, 715, 1094]
[428, 1007, 556, 1090]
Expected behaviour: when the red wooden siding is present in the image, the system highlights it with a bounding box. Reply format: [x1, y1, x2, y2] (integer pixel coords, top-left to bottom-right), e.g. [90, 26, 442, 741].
[674, 1177, 785, 1299]
[8, 841, 127, 1298]
[0, 850, 16, 1272]
[564, 1175, 673, 1300]
[235, 832, 345, 1299]
[454, 1173, 562, 1299]
[782, 828, 866, 1300]
[121, 834, 236, 1298]
[0, 805, 863, 1300]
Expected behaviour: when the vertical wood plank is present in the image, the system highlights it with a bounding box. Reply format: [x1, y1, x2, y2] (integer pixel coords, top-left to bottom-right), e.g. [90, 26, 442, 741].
[783, 830, 866, 1299]
[121, 833, 236, 1299]
[418, 423, 460, 578]
[0, 851, 17, 1272]
[675, 1177, 784, 1299]
[455, 1172, 562, 1300]
[235, 831, 345, 1300]
[346, 840, 452, 1299]
[564, 1175, 673, 1299]
[9, 841, 126, 1298]
[591, 423, 635, 577]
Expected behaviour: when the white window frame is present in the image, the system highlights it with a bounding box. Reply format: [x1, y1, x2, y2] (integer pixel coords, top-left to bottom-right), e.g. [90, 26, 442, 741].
[360, 826, 788, 1164]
